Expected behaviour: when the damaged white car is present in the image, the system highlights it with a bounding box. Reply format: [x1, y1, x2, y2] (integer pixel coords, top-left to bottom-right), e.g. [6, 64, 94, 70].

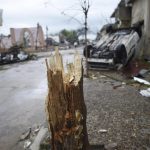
[83, 27, 140, 69]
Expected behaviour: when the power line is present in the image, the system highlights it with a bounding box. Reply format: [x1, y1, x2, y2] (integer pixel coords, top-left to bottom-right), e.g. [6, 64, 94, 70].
[43, 0, 84, 26]
[61, 11, 83, 25]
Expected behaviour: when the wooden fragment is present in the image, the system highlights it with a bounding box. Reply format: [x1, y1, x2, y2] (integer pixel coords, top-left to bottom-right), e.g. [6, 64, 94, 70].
[45, 48, 89, 150]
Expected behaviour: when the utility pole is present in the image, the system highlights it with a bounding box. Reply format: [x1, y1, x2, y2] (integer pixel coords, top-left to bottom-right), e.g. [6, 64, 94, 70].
[46, 26, 48, 51]
[81, 0, 90, 76]
[144, 0, 150, 56]
[35, 23, 40, 50]
[0, 9, 3, 50]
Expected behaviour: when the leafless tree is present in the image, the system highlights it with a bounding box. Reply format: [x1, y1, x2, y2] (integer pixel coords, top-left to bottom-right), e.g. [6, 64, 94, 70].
[80, 0, 91, 76]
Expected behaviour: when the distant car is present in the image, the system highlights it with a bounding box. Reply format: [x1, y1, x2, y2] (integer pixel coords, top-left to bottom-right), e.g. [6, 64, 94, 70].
[83, 28, 140, 68]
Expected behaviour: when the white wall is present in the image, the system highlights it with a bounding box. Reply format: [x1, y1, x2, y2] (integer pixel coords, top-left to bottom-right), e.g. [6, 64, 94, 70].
[0, 36, 12, 49]
[131, 0, 146, 25]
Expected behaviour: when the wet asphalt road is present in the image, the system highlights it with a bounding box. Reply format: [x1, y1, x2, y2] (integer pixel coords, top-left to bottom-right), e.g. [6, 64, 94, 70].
[0, 49, 80, 150]
[0, 59, 47, 150]
[0, 49, 150, 150]
[85, 72, 150, 149]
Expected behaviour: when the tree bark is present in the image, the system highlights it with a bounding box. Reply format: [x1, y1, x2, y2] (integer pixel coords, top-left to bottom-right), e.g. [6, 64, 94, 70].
[45, 48, 89, 150]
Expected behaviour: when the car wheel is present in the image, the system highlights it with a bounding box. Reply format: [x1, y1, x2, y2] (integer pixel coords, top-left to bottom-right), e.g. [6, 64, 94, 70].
[83, 45, 93, 58]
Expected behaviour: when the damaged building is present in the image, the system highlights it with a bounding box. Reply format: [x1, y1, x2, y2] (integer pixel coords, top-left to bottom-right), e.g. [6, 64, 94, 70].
[111, 0, 150, 57]
[83, 0, 150, 69]
[10, 24, 45, 51]
[111, 0, 131, 28]
[0, 24, 45, 52]
[0, 35, 12, 52]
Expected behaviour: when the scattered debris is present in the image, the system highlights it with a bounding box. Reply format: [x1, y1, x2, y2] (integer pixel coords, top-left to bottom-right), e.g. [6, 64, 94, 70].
[113, 84, 122, 89]
[0, 45, 38, 65]
[117, 64, 123, 70]
[100, 75, 107, 78]
[122, 58, 150, 78]
[98, 129, 108, 133]
[40, 134, 51, 150]
[90, 74, 97, 80]
[140, 88, 150, 97]
[122, 82, 126, 85]
[19, 128, 31, 141]
[17, 51, 28, 61]
[19, 125, 42, 149]
[33, 125, 40, 134]
[136, 69, 149, 78]
[30, 127, 48, 150]
[28, 54, 38, 61]
[113, 82, 122, 89]
[0, 45, 29, 65]
[111, 81, 127, 90]
[133, 77, 150, 85]
[104, 142, 118, 150]
[99, 72, 123, 83]
[144, 56, 150, 62]
[24, 140, 32, 149]
[130, 83, 141, 89]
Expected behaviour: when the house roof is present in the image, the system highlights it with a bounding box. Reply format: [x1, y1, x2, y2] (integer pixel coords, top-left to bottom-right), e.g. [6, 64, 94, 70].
[111, 0, 125, 18]
[111, 9, 117, 18]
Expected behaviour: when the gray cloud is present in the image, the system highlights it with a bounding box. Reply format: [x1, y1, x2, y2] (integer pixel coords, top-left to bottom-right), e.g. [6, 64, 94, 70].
[0, 0, 120, 35]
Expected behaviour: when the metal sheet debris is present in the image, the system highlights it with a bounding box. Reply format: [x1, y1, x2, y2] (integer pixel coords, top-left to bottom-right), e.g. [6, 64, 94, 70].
[140, 88, 150, 97]
[24, 140, 31, 149]
[30, 127, 48, 150]
[133, 77, 150, 85]
[136, 69, 149, 78]
[98, 129, 108, 133]
[19, 128, 31, 141]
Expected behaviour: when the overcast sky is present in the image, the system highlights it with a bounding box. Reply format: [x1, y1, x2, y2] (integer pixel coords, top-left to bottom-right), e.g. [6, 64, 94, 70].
[0, 0, 120, 35]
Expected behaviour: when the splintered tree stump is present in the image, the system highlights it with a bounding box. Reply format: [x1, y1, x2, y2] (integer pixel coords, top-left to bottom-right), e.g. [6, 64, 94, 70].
[45, 48, 89, 150]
